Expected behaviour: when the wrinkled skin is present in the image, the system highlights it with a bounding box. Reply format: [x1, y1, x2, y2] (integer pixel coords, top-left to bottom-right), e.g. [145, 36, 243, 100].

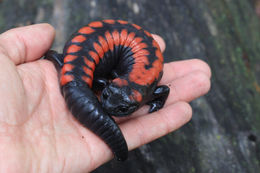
[101, 84, 139, 116]
[0, 24, 211, 173]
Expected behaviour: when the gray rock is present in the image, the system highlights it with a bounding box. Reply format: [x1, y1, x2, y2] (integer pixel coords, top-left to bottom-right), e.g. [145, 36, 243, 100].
[1, 0, 260, 172]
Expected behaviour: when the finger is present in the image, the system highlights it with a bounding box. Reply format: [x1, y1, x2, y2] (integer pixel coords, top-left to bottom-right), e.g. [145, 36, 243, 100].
[152, 34, 166, 52]
[0, 23, 55, 65]
[120, 101, 192, 150]
[167, 70, 210, 102]
[91, 102, 192, 167]
[160, 59, 212, 84]
[146, 70, 210, 113]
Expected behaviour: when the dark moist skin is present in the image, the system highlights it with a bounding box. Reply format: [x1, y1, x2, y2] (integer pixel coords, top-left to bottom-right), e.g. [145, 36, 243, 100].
[44, 19, 170, 161]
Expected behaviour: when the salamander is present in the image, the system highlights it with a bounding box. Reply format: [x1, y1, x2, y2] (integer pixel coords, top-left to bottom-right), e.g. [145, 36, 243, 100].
[44, 19, 170, 161]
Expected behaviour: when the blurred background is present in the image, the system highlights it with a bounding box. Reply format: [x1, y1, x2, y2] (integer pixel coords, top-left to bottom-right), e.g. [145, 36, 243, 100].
[1, 0, 260, 172]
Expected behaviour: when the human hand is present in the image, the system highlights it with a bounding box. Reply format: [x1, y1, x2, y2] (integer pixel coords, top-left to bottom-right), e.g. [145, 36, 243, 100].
[0, 24, 211, 173]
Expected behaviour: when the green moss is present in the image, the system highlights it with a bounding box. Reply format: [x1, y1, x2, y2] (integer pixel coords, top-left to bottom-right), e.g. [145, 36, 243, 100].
[232, 140, 237, 146]
[216, 135, 221, 140]
[205, 0, 260, 132]
[190, 167, 196, 173]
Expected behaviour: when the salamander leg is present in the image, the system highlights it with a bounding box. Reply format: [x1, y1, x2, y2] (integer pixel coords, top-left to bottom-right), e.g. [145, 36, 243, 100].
[147, 85, 170, 113]
[44, 50, 64, 70]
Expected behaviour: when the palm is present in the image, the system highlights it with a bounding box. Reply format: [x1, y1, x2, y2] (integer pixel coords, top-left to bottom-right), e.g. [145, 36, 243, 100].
[0, 24, 211, 173]
[0, 58, 95, 172]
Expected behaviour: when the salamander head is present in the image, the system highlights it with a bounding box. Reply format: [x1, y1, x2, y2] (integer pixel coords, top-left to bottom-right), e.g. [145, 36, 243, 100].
[101, 84, 141, 117]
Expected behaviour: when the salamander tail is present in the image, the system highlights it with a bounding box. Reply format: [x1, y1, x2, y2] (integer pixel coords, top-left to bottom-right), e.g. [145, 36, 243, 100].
[62, 82, 128, 161]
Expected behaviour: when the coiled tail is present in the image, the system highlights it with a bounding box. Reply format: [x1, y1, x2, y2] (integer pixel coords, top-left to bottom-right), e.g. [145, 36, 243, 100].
[62, 82, 128, 161]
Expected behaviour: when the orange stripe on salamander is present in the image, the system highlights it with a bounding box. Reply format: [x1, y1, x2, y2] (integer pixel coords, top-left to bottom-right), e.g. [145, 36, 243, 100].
[119, 29, 128, 46]
[103, 19, 115, 24]
[60, 75, 74, 86]
[67, 45, 82, 53]
[132, 50, 150, 59]
[155, 49, 164, 62]
[117, 20, 128, 25]
[83, 66, 93, 80]
[82, 76, 93, 87]
[132, 56, 149, 67]
[132, 23, 142, 30]
[84, 57, 95, 71]
[78, 27, 95, 34]
[93, 42, 105, 58]
[88, 51, 100, 64]
[131, 43, 148, 54]
[152, 40, 164, 62]
[113, 78, 128, 87]
[129, 37, 143, 47]
[64, 55, 77, 63]
[112, 30, 120, 46]
[88, 21, 103, 28]
[129, 37, 145, 52]
[152, 40, 160, 50]
[61, 64, 74, 75]
[144, 30, 152, 37]
[152, 59, 163, 70]
[129, 56, 163, 85]
[98, 36, 109, 53]
[131, 89, 142, 102]
[124, 32, 136, 47]
[71, 35, 87, 43]
[105, 31, 114, 51]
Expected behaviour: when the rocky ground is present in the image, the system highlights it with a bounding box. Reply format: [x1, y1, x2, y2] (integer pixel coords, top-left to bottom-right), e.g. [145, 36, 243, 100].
[0, 0, 260, 172]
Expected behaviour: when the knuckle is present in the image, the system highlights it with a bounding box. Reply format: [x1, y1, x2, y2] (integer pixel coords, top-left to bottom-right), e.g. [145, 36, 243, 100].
[192, 59, 212, 78]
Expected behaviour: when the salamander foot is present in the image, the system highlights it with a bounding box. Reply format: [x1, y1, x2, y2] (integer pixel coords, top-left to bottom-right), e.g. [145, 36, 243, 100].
[147, 85, 170, 113]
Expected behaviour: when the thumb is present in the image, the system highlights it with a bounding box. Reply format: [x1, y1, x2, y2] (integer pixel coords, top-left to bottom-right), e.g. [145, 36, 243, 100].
[0, 23, 55, 65]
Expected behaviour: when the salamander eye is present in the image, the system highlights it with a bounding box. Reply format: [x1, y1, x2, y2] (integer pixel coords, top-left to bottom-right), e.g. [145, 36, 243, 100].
[118, 106, 129, 113]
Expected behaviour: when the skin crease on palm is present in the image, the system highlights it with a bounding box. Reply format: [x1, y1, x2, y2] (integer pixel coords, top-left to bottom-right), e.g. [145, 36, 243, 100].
[0, 24, 211, 173]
